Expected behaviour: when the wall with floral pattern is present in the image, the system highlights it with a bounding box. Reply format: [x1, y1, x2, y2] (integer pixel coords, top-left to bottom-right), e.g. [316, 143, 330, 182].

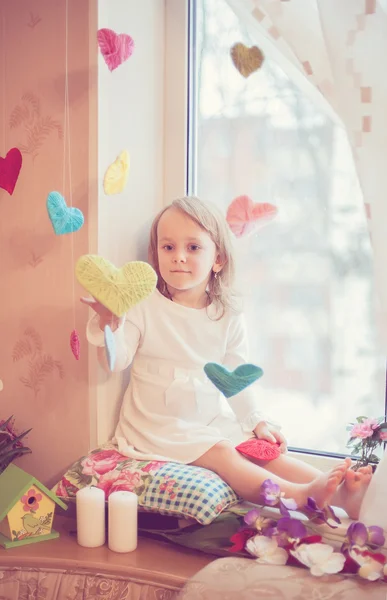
[0, 0, 98, 486]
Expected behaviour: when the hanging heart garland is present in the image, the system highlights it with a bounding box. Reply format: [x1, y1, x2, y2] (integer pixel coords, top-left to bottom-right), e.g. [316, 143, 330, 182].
[70, 330, 80, 360]
[75, 255, 157, 317]
[104, 325, 116, 371]
[230, 43, 264, 78]
[0, 148, 22, 195]
[204, 362, 264, 398]
[47, 191, 84, 235]
[97, 28, 135, 72]
[103, 150, 130, 195]
[226, 195, 278, 237]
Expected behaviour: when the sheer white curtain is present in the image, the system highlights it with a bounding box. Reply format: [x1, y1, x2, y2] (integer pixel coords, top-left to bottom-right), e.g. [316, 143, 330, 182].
[225, 0, 387, 351]
[193, 0, 384, 453]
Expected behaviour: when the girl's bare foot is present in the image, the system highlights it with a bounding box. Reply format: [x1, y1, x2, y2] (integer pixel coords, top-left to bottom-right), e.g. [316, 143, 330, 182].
[293, 459, 351, 509]
[333, 467, 372, 519]
[356, 465, 373, 475]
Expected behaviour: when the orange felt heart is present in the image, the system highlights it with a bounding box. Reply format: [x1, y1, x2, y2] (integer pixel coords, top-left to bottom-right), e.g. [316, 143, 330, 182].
[230, 43, 264, 78]
[226, 195, 278, 237]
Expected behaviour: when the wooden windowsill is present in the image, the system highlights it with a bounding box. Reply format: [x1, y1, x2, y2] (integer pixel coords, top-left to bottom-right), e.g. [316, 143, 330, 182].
[0, 516, 214, 590]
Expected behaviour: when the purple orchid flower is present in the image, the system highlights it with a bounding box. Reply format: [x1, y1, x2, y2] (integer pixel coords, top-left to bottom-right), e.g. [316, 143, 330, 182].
[366, 526, 385, 547]
[263, 517, 308, 548]
[260, 479, 282, 506]
[303, 497, 341, 528]
[277, 517, 308, 541]
[281, 497, 298, 511]
[244, 508, 261, 527]
[345, 522, 385, 550]
[260, 479, 298, 515]
[244, 507, 276, 533]
[279, 497, 298, 517]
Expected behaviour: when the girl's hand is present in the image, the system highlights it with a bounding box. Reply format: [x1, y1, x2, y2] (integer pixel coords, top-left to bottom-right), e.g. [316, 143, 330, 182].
[253, 421, 287, 453]
[80, 297, 124, 332]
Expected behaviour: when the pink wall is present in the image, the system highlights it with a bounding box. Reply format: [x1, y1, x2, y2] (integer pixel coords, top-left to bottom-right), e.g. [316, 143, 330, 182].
[0, 0, 97, 486]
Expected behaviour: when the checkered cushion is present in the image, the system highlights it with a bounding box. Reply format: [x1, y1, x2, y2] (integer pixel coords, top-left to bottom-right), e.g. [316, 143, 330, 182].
[53, 444, 239, 525]
[142, 462, 238, 523]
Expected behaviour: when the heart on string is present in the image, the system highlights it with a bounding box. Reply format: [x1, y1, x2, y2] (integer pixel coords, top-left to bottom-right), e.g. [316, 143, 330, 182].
[226, 195, 278, 238]
[0, 148, 22, 195]
[104, 325, 116, 371]
[75, 255, 157, 317]
[230, 43, 264, 78]
[47, 191, 84, 235]
[70, 330, 80, 360]
[97, 28, 135, 72]
[204, 362, 264, 398]
[236, 438, 281, 461]
[103, 150, 130, 195]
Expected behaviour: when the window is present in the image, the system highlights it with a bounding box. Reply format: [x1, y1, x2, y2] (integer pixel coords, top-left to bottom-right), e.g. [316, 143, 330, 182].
[186, 0, 385, 456]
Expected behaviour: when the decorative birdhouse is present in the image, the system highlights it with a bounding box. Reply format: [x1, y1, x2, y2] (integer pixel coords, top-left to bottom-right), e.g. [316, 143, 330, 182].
[0, 463, 67, 549]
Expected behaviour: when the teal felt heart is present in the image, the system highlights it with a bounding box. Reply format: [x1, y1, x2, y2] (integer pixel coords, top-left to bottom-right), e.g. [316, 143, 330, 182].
[104, 325, 116, 371]
[47, 191, 84, 235]
[204, 363, 263, 398]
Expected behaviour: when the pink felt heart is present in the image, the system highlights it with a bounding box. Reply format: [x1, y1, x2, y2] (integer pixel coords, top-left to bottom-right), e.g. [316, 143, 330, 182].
[226, 195, 278, 237]
[0, 148, 22, 195]
[70, 329, 80, 361]
[97, 28, 134, 72]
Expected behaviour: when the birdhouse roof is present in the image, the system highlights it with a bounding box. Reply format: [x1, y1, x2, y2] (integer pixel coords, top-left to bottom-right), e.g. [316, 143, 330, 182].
[0, 464, 67, 522]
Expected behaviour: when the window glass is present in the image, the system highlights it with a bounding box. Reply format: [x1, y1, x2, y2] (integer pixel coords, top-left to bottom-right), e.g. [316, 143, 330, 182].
[189, 0, 384, 454]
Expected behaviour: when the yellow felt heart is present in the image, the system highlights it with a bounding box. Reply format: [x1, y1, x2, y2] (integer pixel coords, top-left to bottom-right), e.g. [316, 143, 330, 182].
[103, 150, 130, 195]
[75, 255, 157, 317]
[230, 43, 264, 78]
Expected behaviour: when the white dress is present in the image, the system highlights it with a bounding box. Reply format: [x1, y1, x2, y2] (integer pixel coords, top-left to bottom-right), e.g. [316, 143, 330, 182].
[87, 289, 266, 463]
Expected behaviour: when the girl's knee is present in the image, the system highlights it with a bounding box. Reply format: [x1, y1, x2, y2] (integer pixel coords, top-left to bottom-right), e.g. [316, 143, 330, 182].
[193, 440, 236, 472]
[210, 440, 235, 459]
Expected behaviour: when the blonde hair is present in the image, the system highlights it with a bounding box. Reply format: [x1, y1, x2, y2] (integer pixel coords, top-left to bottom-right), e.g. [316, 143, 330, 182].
[148, 196, 236, 317]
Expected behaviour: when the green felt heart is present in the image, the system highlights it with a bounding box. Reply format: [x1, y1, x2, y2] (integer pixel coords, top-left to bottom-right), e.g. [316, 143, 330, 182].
[204, 363, 263, 398]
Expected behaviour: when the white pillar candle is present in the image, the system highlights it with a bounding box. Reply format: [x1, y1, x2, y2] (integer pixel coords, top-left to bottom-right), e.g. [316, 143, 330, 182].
[108, 491, 138, 553]
[76, 486, 106, 548]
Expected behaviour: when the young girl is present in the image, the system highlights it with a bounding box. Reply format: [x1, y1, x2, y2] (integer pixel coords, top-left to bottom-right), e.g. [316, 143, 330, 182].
[82, 196, 371, 519]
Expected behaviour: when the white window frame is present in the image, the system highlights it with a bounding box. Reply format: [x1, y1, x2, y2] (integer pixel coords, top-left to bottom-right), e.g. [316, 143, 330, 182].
[163, 0, 190, 201]
[163, 0, 347, 472]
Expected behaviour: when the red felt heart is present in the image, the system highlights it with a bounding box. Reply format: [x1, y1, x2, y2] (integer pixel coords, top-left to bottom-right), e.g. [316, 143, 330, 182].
[236, 438, 281, 461]
[0, 148, 22, 195]
[97, 28, 134, 72]
[226, 195, 278, 237]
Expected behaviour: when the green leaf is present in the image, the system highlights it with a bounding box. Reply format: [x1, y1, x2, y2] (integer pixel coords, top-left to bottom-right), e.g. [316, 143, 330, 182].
[140, 513, 243, 557]
[65, 469, 84, 481]
[0, 416, 14, 432]
[356, 416, 368, 423]
[140, 474, 152, 486]
[346, 438, 357, 446]
[79, 475, 93, 486]
[117, 460, 136, 470]
[0, 430, 32, 457]
[368, 454, 380, 463]
[0, 446, 32, 465]
[135, 485, 145, 497]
